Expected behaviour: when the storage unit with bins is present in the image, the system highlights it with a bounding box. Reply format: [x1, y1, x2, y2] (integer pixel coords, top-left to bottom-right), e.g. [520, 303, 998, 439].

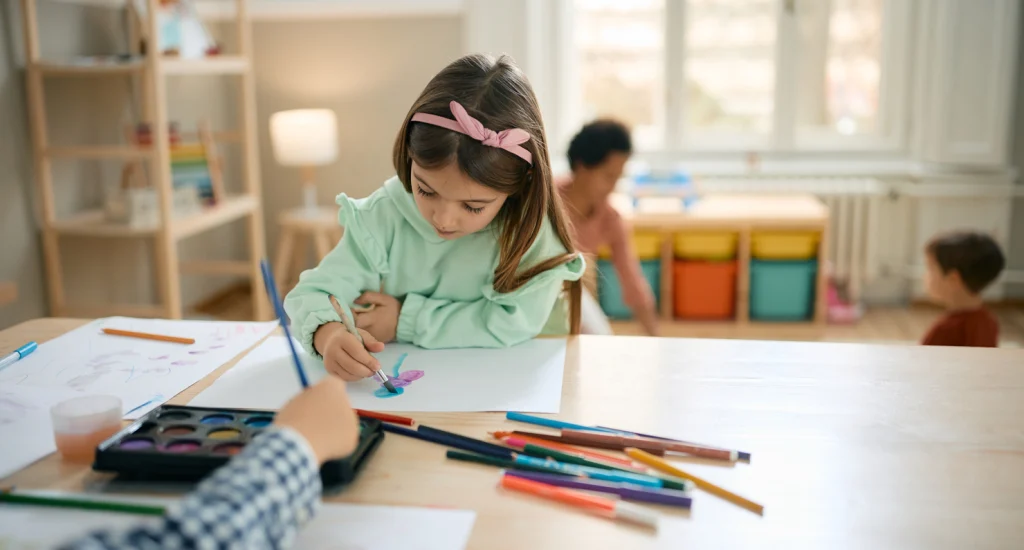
[593, 194, 829, 327]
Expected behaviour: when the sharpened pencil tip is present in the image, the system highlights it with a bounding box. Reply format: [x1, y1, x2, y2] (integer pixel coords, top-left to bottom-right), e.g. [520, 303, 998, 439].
[384, 380, 398, 394]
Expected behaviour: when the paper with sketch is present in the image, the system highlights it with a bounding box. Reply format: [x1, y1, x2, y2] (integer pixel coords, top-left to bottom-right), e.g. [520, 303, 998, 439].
[0, 317, 276, 419]
[191, 336, 567, 412]
[0, 386, 83, 479]
[0, 493, 477, 550]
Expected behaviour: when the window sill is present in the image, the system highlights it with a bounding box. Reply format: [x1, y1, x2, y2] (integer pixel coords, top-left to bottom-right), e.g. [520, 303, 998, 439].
[48, 0, 465, 20]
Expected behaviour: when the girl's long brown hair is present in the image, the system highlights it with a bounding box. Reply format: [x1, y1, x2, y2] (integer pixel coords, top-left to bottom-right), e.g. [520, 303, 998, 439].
[393, 54, 581, 332]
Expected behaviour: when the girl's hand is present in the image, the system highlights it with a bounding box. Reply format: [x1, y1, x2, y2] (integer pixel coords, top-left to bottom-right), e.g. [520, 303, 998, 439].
[354, 292, 402, 343]
[275, 376, 360, 463]
[313, 322, 385, 381]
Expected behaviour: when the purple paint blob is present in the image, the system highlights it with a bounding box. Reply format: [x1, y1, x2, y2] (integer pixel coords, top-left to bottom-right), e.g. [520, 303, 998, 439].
[120, 438, 154, 450]
[171, 359, 197, 366]
[187, 350, 207, 355]
[164, 440, 202, 453]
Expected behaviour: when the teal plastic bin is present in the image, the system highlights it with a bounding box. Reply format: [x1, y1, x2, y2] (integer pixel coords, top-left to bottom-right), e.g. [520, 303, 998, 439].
[597, 259, 661, 319]
[750, 260, 818, 321]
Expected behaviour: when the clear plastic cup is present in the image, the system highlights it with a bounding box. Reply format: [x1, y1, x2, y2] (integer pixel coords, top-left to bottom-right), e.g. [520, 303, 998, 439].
[50, 395, 123, 463]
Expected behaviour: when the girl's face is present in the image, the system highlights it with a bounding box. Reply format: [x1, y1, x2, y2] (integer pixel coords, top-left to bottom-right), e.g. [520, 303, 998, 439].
[411, 160, 509, 240]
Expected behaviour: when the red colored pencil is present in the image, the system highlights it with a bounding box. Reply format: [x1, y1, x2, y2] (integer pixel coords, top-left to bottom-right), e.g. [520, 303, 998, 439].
[355, 409, 414, 426]
[490, 431, 637, 467]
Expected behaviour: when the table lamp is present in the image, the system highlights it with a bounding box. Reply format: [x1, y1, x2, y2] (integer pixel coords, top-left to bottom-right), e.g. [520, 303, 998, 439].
[270, 109, 338, 215]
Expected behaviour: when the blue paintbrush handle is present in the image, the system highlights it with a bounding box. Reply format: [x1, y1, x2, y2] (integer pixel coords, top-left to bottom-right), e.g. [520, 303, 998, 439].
[259, 259, 309, 388]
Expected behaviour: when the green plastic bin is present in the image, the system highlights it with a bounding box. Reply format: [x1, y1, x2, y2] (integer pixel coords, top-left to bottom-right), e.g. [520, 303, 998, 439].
[749, 260, 817, 321]
[597, 259, 661, 319]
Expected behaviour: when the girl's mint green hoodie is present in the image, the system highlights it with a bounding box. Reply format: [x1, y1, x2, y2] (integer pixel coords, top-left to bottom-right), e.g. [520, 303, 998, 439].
[284, 176, 585, 356]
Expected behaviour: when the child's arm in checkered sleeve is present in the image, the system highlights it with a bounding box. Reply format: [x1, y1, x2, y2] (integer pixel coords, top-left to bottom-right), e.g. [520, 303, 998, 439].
[60, 427, 322, 550]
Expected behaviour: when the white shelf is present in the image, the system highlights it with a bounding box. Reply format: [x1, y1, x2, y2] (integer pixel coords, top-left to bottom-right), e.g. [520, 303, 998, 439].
[50, 195, 258, 239]
[161, 57, 249, 76]
[31, 60, 145, 76]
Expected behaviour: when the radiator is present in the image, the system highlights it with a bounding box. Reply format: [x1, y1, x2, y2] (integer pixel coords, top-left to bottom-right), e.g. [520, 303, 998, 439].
[695, 177, 890, 302]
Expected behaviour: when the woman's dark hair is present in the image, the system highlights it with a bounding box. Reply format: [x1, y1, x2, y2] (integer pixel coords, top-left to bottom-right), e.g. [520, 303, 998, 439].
[392, 54, 580, 330]
[566, 119, 632, 170]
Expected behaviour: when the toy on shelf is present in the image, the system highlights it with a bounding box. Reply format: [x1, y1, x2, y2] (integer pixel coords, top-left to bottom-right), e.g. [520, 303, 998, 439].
[131, 0, 217, 58]
[107, 120, 223, 227]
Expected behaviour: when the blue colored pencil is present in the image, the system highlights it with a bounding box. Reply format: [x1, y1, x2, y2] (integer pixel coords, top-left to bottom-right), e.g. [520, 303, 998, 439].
[505, 412, 626, 434]
[259, 259, 309, 388]
[382, 423, 513, 460]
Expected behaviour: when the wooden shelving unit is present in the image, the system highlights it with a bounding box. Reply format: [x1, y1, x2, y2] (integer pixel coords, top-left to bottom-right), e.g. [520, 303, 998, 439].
[19, 0, 268, 320]
[604, 193, 830, 329]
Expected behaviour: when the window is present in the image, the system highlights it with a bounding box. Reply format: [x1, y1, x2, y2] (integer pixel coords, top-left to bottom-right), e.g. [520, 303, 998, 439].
[563, 0, 907, 153]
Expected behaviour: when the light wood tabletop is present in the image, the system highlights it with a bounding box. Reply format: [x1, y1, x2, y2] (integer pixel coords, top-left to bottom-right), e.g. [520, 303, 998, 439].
[2, 318, 1024, 549]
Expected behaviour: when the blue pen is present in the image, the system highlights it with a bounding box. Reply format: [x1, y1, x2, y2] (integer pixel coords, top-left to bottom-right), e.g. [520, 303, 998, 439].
[505, 412, 628, 435]
[0, 342, 37, 371]
[512, 454, 663, 488]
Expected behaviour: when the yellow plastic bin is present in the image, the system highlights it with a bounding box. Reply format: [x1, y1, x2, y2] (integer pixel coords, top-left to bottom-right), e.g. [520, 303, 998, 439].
[751, 232, 820, 260]
[598, 232, 662, 261]
[673, 233, 738, 261]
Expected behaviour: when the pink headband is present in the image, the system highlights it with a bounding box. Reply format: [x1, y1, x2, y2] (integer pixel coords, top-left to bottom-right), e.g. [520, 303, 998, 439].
[410, 101, 533, 165]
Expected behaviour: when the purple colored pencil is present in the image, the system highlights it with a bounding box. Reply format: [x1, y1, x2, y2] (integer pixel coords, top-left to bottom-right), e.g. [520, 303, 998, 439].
[381, 423, 514, 460]
[502, 469, 693, 509]
[596, 425, 752, 461]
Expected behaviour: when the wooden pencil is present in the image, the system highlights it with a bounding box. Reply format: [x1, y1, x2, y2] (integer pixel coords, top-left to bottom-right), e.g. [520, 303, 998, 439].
[355, 409, 415, 426]
[0, 492, 166, 516]
[626, 448, 764, 515]
[506, 429, 667, 456]
[563, 429, 738, 461]
[101, 328, 194, 345]
[491, 431, 643, 466]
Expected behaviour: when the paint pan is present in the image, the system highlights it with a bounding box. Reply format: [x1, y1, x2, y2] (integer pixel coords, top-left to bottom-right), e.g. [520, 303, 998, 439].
[93, 405, 384, 491]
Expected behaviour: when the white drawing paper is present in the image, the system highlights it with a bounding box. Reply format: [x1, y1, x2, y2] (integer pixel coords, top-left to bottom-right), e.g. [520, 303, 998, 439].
[0, 317, 276, 420]
[190, 336, 567, 413]
[0, 493, 477, 550]
[0, 386, 83, 479]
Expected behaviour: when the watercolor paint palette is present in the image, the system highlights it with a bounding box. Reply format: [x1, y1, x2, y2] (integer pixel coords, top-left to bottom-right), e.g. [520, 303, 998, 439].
[92, 405, 383, 490]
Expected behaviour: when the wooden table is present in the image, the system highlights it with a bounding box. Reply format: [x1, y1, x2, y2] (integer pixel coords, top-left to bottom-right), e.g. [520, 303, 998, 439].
[3, 319, 1024, 549]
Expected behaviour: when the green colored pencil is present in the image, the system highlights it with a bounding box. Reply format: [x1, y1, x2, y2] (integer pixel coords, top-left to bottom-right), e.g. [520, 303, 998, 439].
[0, 492, 166, 516]
[445, 450, 575, 477]
[520, 443, 693, 492]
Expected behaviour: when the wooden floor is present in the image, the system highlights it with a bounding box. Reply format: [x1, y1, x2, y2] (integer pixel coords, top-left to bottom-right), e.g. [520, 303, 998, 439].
[612, 304, 1024, 347]
[194, 283, 1024, 347]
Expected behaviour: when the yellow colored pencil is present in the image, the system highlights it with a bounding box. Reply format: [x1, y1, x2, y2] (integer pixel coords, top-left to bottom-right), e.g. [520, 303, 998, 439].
[625, 448, 764, 515]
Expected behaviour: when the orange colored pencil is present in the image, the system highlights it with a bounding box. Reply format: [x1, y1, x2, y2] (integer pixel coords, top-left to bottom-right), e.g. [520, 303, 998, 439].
[490, 431, 635, 468]
[500, 474, 658, 528]
[101, 328, 194, 345]
[355, 409, 415, 426]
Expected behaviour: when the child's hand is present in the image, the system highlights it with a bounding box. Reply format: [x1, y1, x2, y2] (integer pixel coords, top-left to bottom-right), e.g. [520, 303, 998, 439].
[275, 376, 360, 463]
[354, 292, 402, 343]
[313, 322, 385, 381]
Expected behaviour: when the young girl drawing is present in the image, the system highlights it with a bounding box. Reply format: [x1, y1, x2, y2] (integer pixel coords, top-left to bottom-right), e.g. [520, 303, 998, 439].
[284, 54, 584, 381]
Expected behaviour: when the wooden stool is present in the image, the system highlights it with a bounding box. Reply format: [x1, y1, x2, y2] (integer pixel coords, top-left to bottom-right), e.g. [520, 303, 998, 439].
[274, 207, 341, 293]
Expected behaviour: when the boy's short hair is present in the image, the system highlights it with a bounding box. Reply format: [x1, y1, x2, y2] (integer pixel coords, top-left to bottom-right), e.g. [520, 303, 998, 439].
[926, 231, 1005, 294]
[567, 119, 632, 170]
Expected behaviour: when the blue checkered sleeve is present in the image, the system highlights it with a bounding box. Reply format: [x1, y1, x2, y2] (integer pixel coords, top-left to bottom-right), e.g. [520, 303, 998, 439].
[60, 427, 322, 550]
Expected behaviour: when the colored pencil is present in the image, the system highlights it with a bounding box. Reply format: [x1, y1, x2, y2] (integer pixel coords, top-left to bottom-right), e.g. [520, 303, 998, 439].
[101, 328, 194, 345]
[259, 259, 309, 388]
[596, 425, 752, 461]
[355, 409, 414, 426]
[505, 412, 625, 434]
[491, 431, 639, 467]
[446, 450, 577, 477]
[626, 448, 764, 515]
[503, 470, 692, 509]
[382, 423, 512, 460]
[416, 425, 518, 459]
[506, 430, 667, 456]
[562, 429, 738, 462]
[0, 492, 166, 516]
[500, 474, 659, 529]
[512, 455, 662, 488]
[513, 441, 691, 492]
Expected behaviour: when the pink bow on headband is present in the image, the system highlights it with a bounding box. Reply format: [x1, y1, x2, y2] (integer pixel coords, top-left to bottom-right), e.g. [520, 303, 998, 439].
[410, 101, 533, 165]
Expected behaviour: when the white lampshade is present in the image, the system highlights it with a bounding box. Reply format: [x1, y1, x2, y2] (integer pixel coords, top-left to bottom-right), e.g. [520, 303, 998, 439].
[269, 109, 338, 166]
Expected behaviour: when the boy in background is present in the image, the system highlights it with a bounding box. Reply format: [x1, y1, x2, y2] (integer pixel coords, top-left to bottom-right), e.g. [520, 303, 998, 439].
[921, 231, 1005, 347]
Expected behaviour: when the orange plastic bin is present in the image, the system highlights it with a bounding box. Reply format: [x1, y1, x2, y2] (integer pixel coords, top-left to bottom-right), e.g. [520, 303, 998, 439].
[673, 261, 737, 320]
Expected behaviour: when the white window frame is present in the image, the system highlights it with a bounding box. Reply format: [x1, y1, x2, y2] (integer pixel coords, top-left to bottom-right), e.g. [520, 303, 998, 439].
[550, 0, 916, 160]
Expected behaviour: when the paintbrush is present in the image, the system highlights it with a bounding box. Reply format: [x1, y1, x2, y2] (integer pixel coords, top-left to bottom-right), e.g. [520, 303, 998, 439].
[329, 295, 397, 394]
